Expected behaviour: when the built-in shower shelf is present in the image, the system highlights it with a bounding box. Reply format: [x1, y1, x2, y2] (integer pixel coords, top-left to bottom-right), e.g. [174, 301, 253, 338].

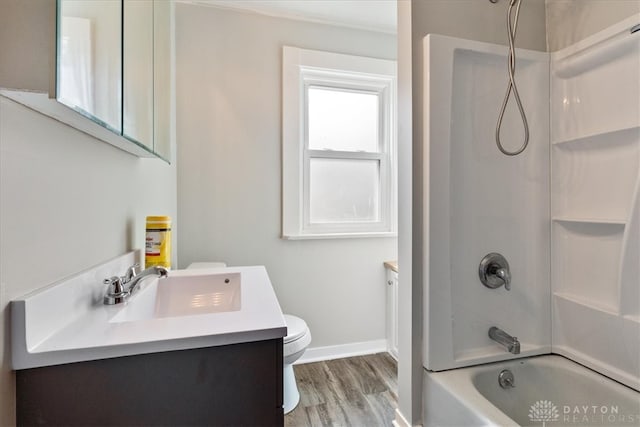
[551, 125, 640, 147]
[552, 217, 626, 226]
[554, 292, 620, 316]
[551, 14, 640, 391]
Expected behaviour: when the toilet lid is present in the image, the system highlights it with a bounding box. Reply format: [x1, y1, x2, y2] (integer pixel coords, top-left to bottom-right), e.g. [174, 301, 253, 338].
[284, 315, 308, 344]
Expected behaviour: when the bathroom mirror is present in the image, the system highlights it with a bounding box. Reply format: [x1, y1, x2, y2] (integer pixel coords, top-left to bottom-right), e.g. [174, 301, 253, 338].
[57, 0, 122, 133]
[54, 0, 171, 161]
[123, 0, 154, 150]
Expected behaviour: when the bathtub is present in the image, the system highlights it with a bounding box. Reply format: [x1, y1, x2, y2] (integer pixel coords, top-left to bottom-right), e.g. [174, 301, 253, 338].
[423, 355, 640, 426]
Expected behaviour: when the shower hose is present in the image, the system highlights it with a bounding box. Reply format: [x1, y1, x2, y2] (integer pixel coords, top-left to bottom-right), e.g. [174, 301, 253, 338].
[495, 0, 530, 156]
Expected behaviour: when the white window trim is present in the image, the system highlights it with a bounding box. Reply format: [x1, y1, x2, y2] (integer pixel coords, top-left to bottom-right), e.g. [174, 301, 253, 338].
[282, 46, 397, 240]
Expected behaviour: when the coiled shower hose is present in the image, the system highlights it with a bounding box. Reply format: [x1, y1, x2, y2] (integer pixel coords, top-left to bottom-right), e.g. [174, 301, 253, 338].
[495, 0, 530, 156]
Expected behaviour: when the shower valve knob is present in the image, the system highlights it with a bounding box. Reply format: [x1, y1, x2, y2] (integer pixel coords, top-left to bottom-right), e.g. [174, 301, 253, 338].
[479, 253, 512, 290]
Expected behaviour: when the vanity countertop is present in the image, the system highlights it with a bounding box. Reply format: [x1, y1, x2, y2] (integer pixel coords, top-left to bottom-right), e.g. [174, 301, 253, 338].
[11, 252, 286, 370]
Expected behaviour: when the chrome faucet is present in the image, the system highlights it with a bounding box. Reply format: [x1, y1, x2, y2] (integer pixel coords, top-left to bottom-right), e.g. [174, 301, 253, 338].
[489, 326, 520, 354]
[126, 265, 168, 295]
[103, 264, 168, 305]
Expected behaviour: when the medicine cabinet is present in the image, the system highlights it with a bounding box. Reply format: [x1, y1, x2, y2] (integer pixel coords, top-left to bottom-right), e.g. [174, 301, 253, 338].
[0, 0, 172, 161]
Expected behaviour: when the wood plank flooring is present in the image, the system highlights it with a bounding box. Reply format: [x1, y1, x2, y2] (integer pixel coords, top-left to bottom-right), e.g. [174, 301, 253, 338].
[284, 353, 398, 427]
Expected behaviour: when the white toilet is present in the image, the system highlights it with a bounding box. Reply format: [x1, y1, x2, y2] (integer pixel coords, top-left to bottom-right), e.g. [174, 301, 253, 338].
[186, 263, 311, 414]
[283, 314, 311, 414]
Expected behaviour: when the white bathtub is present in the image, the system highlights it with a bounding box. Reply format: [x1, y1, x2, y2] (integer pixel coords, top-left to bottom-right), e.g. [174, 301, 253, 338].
[423, 355, 640, 426]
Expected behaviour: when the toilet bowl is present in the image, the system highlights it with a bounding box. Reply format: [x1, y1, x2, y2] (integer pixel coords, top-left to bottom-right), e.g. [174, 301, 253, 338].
[283, 314, 311, 414]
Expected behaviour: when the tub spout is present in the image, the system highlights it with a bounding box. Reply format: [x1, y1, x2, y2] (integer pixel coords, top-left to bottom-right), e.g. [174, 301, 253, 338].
[489, 326, 520, 354]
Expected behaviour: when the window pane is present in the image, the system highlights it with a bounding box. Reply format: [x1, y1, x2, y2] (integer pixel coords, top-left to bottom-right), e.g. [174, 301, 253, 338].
[308, 87, 379, 152]
[309, 158, 380, 223]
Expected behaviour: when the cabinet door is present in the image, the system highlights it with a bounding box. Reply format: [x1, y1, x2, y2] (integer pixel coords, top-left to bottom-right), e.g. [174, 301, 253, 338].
[17, 340, 284, 425]
[123, 0, 154, 149]
[57, 0, 122, 133]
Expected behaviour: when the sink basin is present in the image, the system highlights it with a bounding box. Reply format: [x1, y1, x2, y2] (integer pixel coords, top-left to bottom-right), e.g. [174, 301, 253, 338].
[110, 272, 241, 323]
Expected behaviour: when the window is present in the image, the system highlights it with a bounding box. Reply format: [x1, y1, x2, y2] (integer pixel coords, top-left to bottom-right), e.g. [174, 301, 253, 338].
[282, 46, 397, 239]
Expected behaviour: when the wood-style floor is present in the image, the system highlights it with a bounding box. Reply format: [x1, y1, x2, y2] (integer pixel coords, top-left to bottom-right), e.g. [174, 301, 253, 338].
[284, 353, 398, 427]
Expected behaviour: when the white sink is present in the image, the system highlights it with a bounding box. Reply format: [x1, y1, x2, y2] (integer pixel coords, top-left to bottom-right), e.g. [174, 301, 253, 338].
[110, 272, 241, 323]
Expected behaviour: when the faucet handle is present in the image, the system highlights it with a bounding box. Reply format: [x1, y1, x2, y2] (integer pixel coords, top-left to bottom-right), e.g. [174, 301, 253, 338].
[104, 276, 124, 293]
[479, 253, 512, 291]
[494, 267, 511, 290]
[123, 263, 141, 283]
[104, 276, 129, 305]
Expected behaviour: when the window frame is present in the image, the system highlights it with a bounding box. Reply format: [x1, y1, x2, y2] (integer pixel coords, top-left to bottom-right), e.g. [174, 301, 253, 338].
[282, 46, 397, 239]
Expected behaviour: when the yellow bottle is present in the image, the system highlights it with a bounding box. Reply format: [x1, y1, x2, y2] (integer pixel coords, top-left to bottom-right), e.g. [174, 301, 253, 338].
[145, 216, 171, 269]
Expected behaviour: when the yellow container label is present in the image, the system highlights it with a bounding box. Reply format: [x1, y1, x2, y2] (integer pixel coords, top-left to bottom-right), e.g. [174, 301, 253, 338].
[145, 216, 171, 269]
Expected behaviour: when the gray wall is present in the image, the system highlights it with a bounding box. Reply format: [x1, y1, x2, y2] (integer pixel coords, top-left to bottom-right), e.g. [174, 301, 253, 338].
[175, 4, 397, 350]
[546, 0, 640, 51]
[0, 97, 176, 425]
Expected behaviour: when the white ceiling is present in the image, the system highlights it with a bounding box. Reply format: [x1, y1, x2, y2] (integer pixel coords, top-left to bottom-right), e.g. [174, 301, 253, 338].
[186, 0, 397, 34]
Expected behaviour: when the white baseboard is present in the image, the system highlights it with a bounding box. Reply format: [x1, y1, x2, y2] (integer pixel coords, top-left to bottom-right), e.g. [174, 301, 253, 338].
[295, 339, 388, 364]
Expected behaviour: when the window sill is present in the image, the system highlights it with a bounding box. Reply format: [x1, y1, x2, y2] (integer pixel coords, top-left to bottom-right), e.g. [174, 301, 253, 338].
[282, 231, 398, 240]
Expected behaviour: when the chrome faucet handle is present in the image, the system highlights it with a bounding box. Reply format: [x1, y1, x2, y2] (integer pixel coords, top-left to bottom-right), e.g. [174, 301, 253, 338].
[494, 267, 511, 290]
[123, 263, 141, 283]
[479, 253, 512, 291]
[103, 276, 129, 305]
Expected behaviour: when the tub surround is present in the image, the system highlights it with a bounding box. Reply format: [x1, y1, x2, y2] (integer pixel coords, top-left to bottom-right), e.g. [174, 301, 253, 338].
[422, 15, 640, 392]
[550, 14, 640, 391]
[11, 251, 287, 370]
[423, 33, 551, 371]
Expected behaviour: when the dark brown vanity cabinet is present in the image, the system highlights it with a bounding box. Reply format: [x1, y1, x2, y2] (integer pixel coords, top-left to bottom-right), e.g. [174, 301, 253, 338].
[16, 338, 283, 426]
